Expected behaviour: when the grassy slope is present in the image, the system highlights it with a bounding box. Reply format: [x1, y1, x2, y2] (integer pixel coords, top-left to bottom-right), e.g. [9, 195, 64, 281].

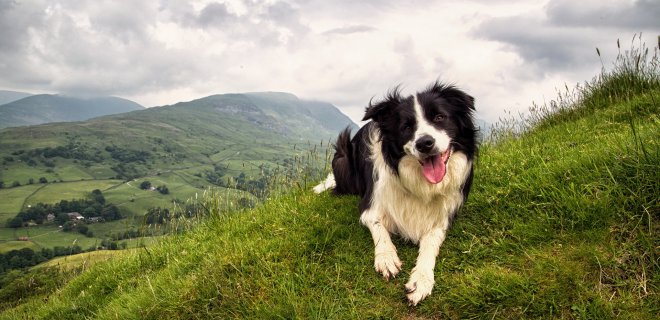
[0, 92, 342, 250]
[1, 81, 657, 319]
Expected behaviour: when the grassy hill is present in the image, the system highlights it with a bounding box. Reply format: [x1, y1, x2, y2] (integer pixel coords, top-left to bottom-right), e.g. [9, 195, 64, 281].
[0, 94, 144, 129]
[0, 44, 658, 318]
[0, 91, 355, 254]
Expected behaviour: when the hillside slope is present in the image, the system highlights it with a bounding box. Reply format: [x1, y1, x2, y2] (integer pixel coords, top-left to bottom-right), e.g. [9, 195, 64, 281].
[0, 91, 355, 185]
[1, 52, 657, 318]
[0, 94, 144, 129]
[0, 91, 355, 252]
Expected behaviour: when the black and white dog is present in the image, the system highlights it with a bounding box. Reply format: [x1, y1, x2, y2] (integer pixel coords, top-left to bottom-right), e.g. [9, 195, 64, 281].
[314, 82, 477, 305]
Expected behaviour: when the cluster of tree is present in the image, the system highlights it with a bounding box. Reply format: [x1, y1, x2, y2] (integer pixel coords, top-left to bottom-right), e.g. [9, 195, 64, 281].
[143, 205, 201, 225]
[7, 141, 104, 166]
[99, 239, 128, 250]
[204, 164, 228, 186]
[233, 171, 269, 199]
[111, 163, 145, 180]
[105, 145, 150, 163]
[5, 189, 121, 228]
[109, 229, 142, 241]
[0, 246, 83, 273]
[62, 221, 94, 237]
[144, 207, 172, 225]
[139, 181, 152, 189]
[156, 185, 169, 194]
[139, 181, 169, 194]
[203, 164, 271, 199]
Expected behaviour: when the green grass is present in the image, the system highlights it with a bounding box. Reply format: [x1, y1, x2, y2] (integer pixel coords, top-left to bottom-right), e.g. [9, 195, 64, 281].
[32, 250, 129, 271]
[0, 241, 38, 253]
[0, 40, 658, 318]
[0, 184, 43, 219]
[24, 180, 122, 206]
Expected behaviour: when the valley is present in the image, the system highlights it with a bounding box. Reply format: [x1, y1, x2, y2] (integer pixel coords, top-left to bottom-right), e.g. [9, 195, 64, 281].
[0, 91, 355, 259]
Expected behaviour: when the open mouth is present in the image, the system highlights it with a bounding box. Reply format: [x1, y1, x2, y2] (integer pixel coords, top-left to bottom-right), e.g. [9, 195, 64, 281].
[419, 147, 452, 184]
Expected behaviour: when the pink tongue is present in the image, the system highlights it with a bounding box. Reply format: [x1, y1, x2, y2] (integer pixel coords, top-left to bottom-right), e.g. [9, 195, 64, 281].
[421, 153, 447, 184]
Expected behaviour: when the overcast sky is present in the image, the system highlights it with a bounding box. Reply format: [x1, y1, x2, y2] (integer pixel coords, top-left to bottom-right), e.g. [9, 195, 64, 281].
[0, 0, 658, 124]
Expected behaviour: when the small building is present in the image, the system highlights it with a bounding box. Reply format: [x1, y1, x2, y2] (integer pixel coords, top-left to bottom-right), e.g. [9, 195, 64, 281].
[18, 236, 29, 241]
[67, 212, 84, 220]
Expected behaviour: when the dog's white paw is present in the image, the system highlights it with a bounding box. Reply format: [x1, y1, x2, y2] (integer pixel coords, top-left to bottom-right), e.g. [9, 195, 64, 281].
[373, 249, 402, 280]
[404, 269, 435, 306]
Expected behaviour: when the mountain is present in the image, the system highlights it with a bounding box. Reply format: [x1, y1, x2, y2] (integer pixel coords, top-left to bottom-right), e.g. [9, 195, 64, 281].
[161, 91, 357, 137]
[0, 94, 144, 129]
[0, 90, 32, 105]
[0, 91, 356, 260]
[0, 91, 356, 188]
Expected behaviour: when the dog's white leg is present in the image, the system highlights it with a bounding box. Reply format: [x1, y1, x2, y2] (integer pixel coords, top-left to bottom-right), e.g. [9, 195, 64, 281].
[405, 226, 447, 306]
[360, 208, 402, 280]
[313, 173, 336, 194]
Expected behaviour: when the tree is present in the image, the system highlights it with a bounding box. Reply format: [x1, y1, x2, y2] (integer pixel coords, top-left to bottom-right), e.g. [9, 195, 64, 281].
[82, 206, 97, 217]
[62, 221, 75, 232]
[101, 205, 121, 221]
[156, 185, 169, 195]
[77, 224, 89, 235]
[39, 177, 48, 184]
[6, 217, 23, 228]
[90, 189, 105, 204]
[139, 181, 152, 190]
[55, 213, 70, 225]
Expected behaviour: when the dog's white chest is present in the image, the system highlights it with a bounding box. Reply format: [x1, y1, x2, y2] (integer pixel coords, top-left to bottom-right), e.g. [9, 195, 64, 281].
[371, 152, 471, 242]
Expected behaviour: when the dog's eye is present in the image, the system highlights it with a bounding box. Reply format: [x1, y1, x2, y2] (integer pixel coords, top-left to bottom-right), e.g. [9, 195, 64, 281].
[433, 114, 446, 123]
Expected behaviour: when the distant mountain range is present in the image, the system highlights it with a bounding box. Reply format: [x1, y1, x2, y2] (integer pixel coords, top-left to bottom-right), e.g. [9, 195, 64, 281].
[0, 91, 356, 186]
[0, 93, 145, 129]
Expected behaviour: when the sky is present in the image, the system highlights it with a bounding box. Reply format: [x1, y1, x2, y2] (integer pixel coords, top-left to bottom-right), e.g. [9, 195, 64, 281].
[0, 0, 658, 125]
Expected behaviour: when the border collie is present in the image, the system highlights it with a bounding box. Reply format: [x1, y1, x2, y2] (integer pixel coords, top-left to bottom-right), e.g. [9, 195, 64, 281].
[314, 82, 477, 305]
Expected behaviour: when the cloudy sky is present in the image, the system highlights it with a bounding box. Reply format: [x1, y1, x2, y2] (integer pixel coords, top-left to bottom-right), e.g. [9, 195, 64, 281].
[0, 0, 658, 124]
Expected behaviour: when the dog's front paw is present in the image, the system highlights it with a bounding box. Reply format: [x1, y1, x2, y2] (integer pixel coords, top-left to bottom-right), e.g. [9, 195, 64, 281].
[373, 249, 402, 280]
[404, 269, 435, 306]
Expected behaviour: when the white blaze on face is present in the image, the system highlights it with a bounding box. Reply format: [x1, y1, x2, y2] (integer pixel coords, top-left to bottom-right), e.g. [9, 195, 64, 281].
[401, 95, 453, 184]
[404, 95, 451, 158]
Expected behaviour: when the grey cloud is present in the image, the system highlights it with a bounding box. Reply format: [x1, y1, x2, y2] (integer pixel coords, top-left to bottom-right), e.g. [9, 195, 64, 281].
[0, 1, 204, 96]
[197, 2, 237, 27]
[547, 0, 660, 29]
[473, 0, 659, 75]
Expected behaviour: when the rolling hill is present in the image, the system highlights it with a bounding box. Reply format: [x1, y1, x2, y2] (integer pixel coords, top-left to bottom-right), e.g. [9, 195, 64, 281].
[0, 94, 144, 129]
[0, 91, 356, 250]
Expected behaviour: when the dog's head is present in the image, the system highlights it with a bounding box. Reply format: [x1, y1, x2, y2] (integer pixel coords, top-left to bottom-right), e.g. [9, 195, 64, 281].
[363, 82, 477, 184]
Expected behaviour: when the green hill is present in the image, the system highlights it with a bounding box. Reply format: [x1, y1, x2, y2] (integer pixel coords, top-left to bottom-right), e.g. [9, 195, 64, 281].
[0, 92, 356, 253]
[0, 45, 658, 318]
[0, 94, 144, 129]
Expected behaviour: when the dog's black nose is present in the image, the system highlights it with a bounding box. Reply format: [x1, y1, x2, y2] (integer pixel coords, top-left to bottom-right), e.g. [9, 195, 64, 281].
[415, 135, 435, 153]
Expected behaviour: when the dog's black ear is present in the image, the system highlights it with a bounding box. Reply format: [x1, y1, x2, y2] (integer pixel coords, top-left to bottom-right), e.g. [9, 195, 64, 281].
[430, 82, 475, 112]
[362, 87, 402, 122]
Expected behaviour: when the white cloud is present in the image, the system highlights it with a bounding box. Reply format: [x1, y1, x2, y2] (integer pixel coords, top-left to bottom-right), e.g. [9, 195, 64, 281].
[0, 0, 657, 125]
